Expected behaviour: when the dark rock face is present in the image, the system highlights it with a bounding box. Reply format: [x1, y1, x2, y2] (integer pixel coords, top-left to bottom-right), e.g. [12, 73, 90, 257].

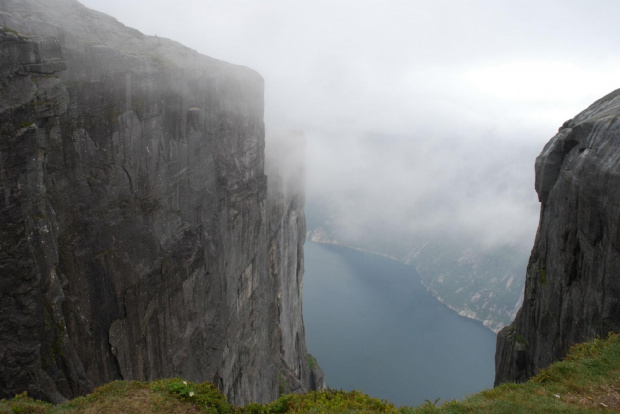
[0, 0, 322, 405]
[495, 89, 620, 385]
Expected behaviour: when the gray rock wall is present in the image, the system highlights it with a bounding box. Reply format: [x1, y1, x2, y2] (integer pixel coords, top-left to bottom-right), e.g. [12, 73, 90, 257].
[0, 0, 322, 405]
[265, 130, 325, 394]
[495, 89, 620, 385]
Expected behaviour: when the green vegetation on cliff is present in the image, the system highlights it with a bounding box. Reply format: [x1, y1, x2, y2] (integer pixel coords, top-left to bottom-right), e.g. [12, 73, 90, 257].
[3, 334, 619, 413]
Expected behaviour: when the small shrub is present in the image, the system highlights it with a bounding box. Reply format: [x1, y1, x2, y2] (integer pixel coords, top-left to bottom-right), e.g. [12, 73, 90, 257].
[305, 353, 317, 371]
[1, 392, 50, 413]
[516, 333, 528, 348]
[277, 373, 287, 396]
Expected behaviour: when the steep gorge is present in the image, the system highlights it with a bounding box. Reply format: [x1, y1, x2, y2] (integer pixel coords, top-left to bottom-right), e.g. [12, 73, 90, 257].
[495, 89, 620, 385]
[0, 0, 323, 405]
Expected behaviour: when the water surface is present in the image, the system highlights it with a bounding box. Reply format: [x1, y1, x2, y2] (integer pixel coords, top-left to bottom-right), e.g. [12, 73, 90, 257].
[303, 242, 496, 407]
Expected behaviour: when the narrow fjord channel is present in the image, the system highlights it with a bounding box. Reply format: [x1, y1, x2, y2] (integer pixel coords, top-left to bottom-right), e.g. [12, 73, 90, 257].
[303, 242, 497, 407]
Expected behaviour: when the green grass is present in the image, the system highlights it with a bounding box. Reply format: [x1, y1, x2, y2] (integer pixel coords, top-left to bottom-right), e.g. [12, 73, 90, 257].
[413, 333, 620, 414]
[2, 334, 619, 413]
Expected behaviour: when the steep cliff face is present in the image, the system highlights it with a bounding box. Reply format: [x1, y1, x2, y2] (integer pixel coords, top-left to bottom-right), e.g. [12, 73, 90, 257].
[265, 130, 325, 394]
[0, 0, 322, 405]
[495, 89, 620, 385]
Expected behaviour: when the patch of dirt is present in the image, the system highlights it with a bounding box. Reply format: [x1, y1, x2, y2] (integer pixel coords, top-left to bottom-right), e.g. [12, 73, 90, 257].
[563, 382, 620, 411]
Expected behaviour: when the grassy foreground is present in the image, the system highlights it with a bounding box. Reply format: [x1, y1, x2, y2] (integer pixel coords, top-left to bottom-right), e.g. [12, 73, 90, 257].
[2, 334, 619, 414]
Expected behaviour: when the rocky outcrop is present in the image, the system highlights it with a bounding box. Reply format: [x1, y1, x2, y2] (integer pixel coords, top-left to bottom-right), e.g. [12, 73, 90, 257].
[495, 89, 620, 385]
[0, 0, 321, 405]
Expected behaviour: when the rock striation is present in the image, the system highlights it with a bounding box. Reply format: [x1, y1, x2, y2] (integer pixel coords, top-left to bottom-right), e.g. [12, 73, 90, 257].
[495, 89, 620, 385]
[0, 0, 322, 405]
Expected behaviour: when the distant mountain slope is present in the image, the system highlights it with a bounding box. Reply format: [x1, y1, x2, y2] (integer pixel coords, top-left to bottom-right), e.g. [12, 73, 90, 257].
[306, 211, 527, 333]
[404, 239, 525, 332]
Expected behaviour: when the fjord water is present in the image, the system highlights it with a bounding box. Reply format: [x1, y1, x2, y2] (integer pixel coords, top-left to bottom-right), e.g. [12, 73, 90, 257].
[303, 242, 497, 407]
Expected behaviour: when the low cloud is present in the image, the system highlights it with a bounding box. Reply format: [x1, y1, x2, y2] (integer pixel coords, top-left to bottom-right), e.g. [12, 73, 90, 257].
[305, 127, 542, 252]
[79, 0, 620, 253]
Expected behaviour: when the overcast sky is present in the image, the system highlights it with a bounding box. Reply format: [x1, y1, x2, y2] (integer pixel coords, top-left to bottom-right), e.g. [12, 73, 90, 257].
[79, 0, 620, 252]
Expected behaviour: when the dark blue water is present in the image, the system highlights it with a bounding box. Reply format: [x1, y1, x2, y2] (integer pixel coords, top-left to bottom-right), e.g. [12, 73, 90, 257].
[303, 242, 496, 407]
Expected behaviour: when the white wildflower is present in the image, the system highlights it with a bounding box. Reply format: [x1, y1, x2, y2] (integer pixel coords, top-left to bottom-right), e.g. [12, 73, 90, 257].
[189, 391, 195, 397]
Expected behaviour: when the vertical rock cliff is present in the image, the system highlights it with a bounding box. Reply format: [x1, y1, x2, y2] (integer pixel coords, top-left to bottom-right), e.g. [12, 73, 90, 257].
[265, 130, 325, 394]
[495, 89, 620, 385]
[0, 0, 322, 404]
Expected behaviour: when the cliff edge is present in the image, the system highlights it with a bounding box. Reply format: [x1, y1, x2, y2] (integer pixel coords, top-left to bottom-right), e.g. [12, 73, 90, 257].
[0, 0, 322, 405]
[495, 89, 620, 385]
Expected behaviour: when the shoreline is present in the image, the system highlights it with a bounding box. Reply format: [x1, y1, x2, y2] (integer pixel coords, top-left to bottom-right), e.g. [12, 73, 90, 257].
[305, 236, 504, 334]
